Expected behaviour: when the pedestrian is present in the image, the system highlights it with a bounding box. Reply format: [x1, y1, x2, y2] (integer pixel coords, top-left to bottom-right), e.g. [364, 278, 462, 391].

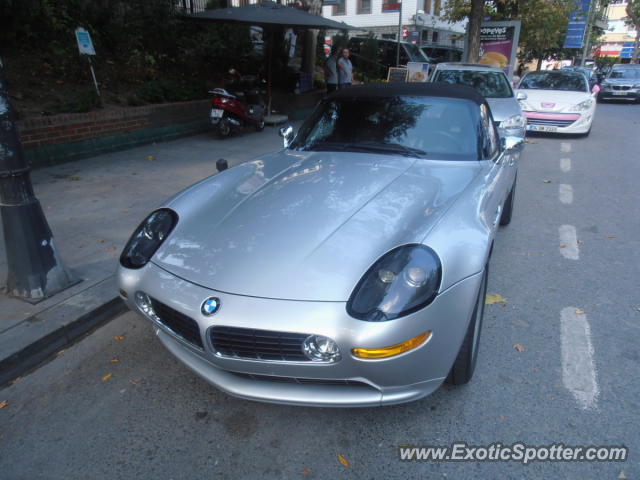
[337, 48, 353, 89]
[324, 46, 338, 93]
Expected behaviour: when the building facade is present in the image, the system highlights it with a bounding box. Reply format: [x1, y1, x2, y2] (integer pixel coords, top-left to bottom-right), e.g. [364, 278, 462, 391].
[321, 0, 466, 46]
[597, 0, 638, 60]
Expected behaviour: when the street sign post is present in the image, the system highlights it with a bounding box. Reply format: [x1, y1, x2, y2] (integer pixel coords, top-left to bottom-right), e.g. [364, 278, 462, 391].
[74, 27, 100, 98]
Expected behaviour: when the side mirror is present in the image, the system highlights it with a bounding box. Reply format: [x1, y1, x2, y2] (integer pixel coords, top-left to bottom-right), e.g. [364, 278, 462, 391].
[279, 125, 294, 148]
[516, 91, 527, 101]
[501, 135, 525, 153]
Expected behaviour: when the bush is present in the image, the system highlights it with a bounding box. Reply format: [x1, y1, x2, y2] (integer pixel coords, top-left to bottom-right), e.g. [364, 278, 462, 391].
[51, 87, 102, 113]
[136, 79, 205, 104]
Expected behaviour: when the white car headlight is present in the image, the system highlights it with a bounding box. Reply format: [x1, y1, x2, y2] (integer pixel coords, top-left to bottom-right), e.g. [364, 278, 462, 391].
[501, 114, 526, 129]
[568, 99, 593, 112]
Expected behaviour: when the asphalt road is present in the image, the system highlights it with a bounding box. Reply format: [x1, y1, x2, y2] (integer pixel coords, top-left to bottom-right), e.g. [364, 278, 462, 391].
[1, 103, 639, 479]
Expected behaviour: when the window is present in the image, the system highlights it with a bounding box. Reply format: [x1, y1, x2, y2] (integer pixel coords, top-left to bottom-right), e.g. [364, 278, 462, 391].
[479, 104, 499, 160]
[333, 0, 346, 15]
[382, 0, 400, 11]
[357, 0, 371, 13]
[423, 0, 432, 14]
[432, 31, 438, 43]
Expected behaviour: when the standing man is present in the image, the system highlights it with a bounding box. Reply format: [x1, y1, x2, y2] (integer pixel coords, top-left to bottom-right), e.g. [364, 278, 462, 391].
[337, 48, 353, 89]
[324, 46, 338, 93]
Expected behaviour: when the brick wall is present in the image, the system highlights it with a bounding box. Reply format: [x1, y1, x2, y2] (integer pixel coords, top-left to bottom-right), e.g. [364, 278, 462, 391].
[16, 100, 212, 168]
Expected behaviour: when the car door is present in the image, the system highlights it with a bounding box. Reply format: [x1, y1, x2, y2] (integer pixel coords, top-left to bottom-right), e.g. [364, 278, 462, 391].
[479, 103, 516, 231]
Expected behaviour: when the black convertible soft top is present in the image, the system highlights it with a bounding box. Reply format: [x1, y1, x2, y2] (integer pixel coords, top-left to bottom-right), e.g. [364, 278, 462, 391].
[327, 82, 486, 105]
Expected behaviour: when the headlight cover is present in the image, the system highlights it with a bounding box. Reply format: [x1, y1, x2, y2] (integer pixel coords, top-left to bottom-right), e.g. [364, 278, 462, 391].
[347, 244, 441, 322]
[569, 99, 594, 112]
[501, 114, 526, 129]
[120, 209, 177, 269]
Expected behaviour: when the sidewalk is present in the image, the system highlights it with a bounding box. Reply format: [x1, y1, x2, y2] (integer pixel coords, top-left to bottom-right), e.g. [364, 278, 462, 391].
[0, 124, 295, 385]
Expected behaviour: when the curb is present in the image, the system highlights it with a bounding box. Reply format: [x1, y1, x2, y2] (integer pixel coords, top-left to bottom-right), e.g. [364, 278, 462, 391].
[0, 276, 127, 387]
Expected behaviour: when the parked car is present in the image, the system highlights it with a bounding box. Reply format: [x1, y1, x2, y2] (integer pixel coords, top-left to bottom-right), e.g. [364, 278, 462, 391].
[516, 70, 597, 136]
[118, 83, 524, 407]
[347, 37, 431, 79]
[561, 65, 599, 90]
[421, 44, 463, 64]
[430, 63, 526, 138]
[597, 65, 640, 103]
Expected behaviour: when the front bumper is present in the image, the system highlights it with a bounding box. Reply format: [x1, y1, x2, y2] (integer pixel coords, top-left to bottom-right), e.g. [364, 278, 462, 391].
[598, 88, 640, 101]
[118, 262, 483, 407]
[524, 111, 593, 134]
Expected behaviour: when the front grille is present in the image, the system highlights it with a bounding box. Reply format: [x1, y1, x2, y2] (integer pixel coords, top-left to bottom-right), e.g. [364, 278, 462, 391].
[612, 85, 631, 91]
[229, 371, 371, 387]
[150, 298, 204, 349]
[527, 118, 575, 128]
[210, 326, 309, 361]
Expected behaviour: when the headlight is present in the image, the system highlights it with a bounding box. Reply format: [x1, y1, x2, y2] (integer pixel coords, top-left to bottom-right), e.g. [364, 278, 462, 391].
[501, 114, 526, 129]
[568, 99, 593, 112]
[347, 244, 441, 322]
[633, 83, 640, 89]
[120, 209, 178, 269]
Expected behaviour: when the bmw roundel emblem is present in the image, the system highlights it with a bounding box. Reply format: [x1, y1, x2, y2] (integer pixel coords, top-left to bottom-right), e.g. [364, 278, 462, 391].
[201, 297, 221, 316]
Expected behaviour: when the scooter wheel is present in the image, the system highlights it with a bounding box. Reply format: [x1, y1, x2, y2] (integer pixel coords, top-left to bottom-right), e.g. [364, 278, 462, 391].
[255, 118, 265, 132]
[218, 118, 232, 138]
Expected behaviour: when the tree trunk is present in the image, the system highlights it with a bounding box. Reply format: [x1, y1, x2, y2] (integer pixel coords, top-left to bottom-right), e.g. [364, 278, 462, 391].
[466, 0, 485, 63]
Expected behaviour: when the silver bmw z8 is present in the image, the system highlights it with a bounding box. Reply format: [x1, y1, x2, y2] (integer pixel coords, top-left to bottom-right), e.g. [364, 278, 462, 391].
[118, 83, 524, 407]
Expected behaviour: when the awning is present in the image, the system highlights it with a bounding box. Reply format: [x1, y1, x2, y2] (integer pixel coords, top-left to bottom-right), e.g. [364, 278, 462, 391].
[187, 1, 356, 30]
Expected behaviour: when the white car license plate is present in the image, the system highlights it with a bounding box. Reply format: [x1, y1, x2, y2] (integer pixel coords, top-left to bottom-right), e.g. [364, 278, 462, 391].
[527, 124, 557, 132]
[611, 91, 627, 96]
[210, 109, 224, 118]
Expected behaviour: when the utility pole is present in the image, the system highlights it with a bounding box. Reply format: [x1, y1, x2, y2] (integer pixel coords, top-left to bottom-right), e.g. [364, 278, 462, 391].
[396, 0, 403, 66]
[0, 59, 76, 302]
[580, 0, 595, 66]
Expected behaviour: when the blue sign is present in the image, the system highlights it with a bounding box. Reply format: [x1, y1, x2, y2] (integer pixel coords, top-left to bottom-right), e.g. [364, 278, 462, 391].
[75, 27, 96, 55]
[563, 0, 591, 49]
[620, 42, 637, 59]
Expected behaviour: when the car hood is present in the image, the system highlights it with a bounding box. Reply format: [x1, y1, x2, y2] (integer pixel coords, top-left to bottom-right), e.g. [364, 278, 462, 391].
[154, 150, 481, 301]
[603, 78, 639, 86]
[516, 89, 591, 112]
[486, 97, 522, 123]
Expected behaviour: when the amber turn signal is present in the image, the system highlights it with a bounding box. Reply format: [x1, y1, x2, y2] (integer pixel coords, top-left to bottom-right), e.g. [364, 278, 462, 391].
[352, 331, 432, 359]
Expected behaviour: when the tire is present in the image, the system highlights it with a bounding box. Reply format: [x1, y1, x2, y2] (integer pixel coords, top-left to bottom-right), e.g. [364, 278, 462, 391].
[217, 117, 232, 138]
[499, 177, 516, 226]
[596, 94, 604, 104]
[446, 266, 488, 385]
[255, 117, 265, 132]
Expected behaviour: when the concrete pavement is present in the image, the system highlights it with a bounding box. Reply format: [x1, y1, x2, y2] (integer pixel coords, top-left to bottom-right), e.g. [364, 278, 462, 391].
[0, 124, 294, 385]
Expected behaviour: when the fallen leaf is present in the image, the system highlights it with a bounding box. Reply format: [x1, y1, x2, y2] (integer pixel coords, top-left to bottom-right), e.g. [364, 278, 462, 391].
[129, 380, 139, 385]
[577, 240, 584, 244]
[575, 309, 585, 315]
[485, 293, 507, 305]
[113, 336, 125, 341]
[513, 343, 525, 352]
[56, 349, 66, 356]
[195, 411, 208, 419]
[606, 235, 617, 239]
[109, 359, 119, 363]
[98, 239, 105, 243]
[146, 155, 154, 161]
[106, 247, 117, 253]
[337, 454, 350, 468]
[300, 468, 312, 475]
[102, 373, 113, 382]
[10, 377, 21, 385]
[122, 209, 130, 213]
[526, 252, 533, 256]
[66, 176, 81, 181]
[618, 471, 627, 479]
[543, 179, 552, 183]
[0, 401, 8, 409]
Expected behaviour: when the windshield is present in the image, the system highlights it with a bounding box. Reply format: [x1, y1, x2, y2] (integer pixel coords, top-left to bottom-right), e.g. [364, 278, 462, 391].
[608, 69, 640, 80]
[290, 96, 479, 160]
[519, 72, 588, 92]
[404, 43, 431, 62]
[434, 70, 513, 98]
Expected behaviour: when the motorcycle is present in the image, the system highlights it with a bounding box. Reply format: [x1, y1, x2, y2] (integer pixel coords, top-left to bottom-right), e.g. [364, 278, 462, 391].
[209, 74, 266, 138]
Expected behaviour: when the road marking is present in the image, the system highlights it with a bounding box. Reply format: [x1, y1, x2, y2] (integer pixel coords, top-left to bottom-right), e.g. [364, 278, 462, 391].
[559, 225, 579, 260]
[559, 184, 573, 204]
[561, 307, 599, 410]
[561, 142, 572, 153]
[560, 157, 571, 172]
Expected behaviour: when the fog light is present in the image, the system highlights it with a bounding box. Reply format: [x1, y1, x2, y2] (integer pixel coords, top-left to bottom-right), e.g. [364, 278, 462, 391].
[302, 335, 341, 362]
[352, 331, 431, 359]
[135, 291, 158, 320]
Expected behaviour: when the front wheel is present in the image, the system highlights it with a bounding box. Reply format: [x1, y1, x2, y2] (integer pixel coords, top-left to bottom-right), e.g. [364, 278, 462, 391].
[499, 176, 516, 226]
[446, 266, 488, 385]
[217, 117, 232, 138]
[255, 117, 265, 131]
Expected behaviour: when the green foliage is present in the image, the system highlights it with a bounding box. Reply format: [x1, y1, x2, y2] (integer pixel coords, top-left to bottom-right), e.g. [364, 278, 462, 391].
[137, 79, 205, 104]
[358, 33, 382, 80]
[332, 32, 349, 52]
[50, 87, 102, 114]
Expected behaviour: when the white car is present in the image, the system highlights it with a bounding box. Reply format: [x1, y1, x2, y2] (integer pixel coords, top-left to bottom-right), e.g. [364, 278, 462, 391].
[516, 70, 597, 136]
